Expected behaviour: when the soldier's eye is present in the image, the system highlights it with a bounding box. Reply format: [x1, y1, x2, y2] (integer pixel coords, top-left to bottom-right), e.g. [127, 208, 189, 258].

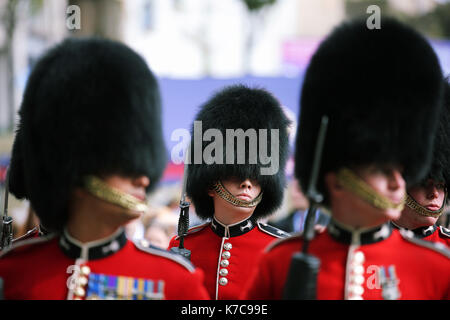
[436, 183, 446, 190]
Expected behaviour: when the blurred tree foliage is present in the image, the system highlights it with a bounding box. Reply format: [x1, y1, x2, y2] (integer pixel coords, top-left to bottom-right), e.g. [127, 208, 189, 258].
[404, 3, 450, 39]
[29, 0, 43, 16]
[0, 0, 43, 133]
[241, 0, 276, 11]
[68, 0, 124, 40]
[346, 0, 391, 17]
[240, 0, 277, 75]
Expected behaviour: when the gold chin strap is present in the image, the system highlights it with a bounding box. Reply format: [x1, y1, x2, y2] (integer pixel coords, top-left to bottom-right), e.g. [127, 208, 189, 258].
[213, 181, 263, 208]
[405, 192, 447, 218]
[336, 168, 405, 211]
[83, 176, 148, 213]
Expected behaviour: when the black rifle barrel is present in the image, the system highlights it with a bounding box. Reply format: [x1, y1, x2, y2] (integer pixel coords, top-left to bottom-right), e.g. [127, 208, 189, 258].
[283, 116, 328, 300]
[0, 168, 12, 251]
[170, 146, 192, 260]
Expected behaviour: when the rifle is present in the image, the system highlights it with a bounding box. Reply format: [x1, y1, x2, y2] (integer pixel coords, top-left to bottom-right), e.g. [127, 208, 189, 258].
[0, 168, 13, 251]
[282, 115, 328, 299]
[0, 277, 4, 300]
[170, 145, 192, 260]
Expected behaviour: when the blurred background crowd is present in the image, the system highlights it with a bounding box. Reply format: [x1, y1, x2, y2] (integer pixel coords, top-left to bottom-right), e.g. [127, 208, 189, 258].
[1, 0, 449, 248]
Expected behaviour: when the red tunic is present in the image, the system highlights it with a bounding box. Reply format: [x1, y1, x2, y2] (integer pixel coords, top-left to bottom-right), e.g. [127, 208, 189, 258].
[0, 228, 209, 300]
[168, 216, 290, 300]
[242, 220, 450, 300]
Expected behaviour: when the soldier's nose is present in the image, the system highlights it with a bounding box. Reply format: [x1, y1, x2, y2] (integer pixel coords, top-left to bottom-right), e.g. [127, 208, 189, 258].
[388, 169, 405, 191]
[134, 176, 150, 188]
[240, 179, 252, 190]
[427, 185, 440, 199]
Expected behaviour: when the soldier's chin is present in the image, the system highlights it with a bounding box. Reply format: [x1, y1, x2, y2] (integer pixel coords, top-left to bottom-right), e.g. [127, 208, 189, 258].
[417, 214, 439, 226]
[232, 204, 257, 216]
[216, 196, 258, 216]
[126, 209, 144, 219]
[115, 207, 144, 223]
[384, 208, 402, 221]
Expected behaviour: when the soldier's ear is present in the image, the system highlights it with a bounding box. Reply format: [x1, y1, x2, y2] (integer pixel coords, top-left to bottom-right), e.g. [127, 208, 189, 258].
[71, 187, 89, 201]
[207, 188, 215, 197]
[324, 172, 343, 198]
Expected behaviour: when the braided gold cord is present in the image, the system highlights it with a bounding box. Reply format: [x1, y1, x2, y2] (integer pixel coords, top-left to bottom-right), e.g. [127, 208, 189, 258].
[336, 168, 405, 211]
[213, 181, 263, 208]
[405, 193, 446, 218]
[84, 176, 148, 212]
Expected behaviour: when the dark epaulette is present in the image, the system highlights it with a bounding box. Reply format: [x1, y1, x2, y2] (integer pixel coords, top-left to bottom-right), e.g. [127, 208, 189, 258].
[0, 233, 57, 258]
[257, 222, 291, 238]
[174, 222, 209, 240]
[134, 239, 196, 272]
[399, 229, 450, 259]
[439, 226, 450, 238]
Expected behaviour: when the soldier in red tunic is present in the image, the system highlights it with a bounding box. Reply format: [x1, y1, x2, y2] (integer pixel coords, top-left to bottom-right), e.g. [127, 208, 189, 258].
[0, 38, 209, 300]
[242, 18, 450, 300]
[168, 85, 291, 300]
[392, 78, 450, 247]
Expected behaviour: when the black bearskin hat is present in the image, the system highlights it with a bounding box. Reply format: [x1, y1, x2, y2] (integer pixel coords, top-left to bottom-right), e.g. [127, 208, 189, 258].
[295, 18, 444, 206]
[421, 77, 450, 188]
[186, 85, 290, 220]
[9, 38, 167, 232]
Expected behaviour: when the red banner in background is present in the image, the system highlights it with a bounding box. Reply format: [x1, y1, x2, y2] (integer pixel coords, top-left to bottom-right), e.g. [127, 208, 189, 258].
[161, 162, 185, 184]
[0, 155, 9, 184]
[282, 38, 322, 71]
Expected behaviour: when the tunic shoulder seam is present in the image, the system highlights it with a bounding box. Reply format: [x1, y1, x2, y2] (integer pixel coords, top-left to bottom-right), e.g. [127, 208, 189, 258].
[134, 241, 196, 272]
[400, 229, 450, 258]
[174, 222, 209, 240]
[265, 232, 302, 252]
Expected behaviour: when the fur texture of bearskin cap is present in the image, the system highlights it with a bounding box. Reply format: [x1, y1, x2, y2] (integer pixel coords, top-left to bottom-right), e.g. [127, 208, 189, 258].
[186, 85, 291, 220]
[295, 18, 444, 206]
[8, 38, 167, 232]
[421, 77, 450, 188]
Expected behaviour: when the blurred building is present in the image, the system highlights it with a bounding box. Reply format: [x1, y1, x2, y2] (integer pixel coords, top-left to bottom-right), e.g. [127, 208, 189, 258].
[388, 0, 437, 15]
[2, 0, 449, 132]
[296, 0, 345, 37]
[0, 0, 66, 135]
[117, 0, 301, 78]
